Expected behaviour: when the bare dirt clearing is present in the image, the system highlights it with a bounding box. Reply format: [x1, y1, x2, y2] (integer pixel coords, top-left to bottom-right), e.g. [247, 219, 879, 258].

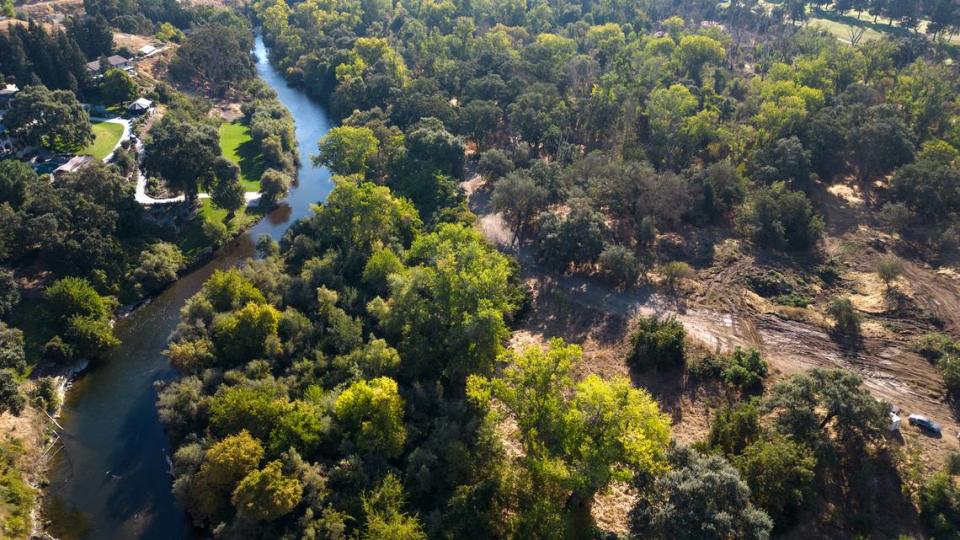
[465, 176, 960, 474]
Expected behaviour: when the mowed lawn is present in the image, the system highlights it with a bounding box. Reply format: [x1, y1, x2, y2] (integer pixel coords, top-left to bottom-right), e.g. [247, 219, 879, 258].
[83, 121, 125, 160]
[219, 122, 264, 191]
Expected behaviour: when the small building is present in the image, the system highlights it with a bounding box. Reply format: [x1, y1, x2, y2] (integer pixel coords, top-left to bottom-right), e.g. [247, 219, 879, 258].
[138, 44, 159, 58]
[127, 97, 154, 114]
[54, 155, 94, 176]
[86, 55, 133, 75]
[0, 84, 18, 106]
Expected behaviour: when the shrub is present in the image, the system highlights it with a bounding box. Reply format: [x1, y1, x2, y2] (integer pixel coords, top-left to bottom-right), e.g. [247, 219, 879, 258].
[628, 316, 686, 371]
[599, 244, 640, 288]
[660, 261, 693, 292]
[939, 355, 960, 396]
[876, 255, 904, 288]
[827, 297, 861, 338]
[919, 472, 960, 539]
[721, 347, 768, 390]
[912, 332, 959, 362]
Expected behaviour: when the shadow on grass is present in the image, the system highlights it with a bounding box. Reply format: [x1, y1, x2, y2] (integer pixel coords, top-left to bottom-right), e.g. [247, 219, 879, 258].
[812, 8, 914, 38]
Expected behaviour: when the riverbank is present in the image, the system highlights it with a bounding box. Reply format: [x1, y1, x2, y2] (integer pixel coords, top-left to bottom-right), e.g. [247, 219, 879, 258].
[39, 35, 334, 539]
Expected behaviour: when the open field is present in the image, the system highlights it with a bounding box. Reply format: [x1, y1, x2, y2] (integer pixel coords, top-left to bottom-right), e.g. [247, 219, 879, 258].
[218, 122, 263, 191]
[82, 121, 124, 160]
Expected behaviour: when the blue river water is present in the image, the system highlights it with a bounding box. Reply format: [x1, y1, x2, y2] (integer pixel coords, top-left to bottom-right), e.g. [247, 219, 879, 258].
[44, 36, 333, 539]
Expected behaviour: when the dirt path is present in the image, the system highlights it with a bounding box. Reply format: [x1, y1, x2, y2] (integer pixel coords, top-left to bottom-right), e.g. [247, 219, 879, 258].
[465, 177, 960, 465]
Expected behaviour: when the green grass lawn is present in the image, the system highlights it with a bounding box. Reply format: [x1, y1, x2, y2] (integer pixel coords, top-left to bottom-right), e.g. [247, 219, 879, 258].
[219, 122, 264, 192]
[178, 199, 266, 256]
[83, 121, 125, 160]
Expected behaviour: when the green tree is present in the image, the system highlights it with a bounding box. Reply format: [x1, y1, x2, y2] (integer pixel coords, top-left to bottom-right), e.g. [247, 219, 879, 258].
[259, 168, 292, 205]
[169, 24, 254, 93]
[0, 370, 24, 416]
[0, 159, 38, 209]
[875, 254, 904, 290]
[721, 347, 768, 390]
[232, 460, 303, 521]
[491, 170, 548, 244]
[143, 117, 220, 200]
[0, 268, 20, 318]
[211, 302, 281, 365]
[733, 435, 816, 523]
[66, 14, 113, 59]
[314, 126, 379, 176]
[188, 430, 264, 523]
[628, 316, 686, 371]
[919, 471, 960, 539]
[201, 269, 265, 312]
[210, 157, 245, 215]
[675, 35, 725, 84]
[98, 68, 138, 104]
[132, 242, 185, 295]
[763, 368, 888, 453]
[599, 244, 641, 288]
[630, 446, 772, 540]
[334, 377, 406, 457]
[361, 473, 427, 540]
[827, 297, 861, 338]
[4, 85, 93, 151]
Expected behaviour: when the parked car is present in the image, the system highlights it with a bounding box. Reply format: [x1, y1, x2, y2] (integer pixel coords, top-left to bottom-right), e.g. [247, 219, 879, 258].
[908, 414, 942, 436]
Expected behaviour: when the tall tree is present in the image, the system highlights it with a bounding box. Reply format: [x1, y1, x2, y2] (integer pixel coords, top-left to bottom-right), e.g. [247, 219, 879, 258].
[4, 85, 93, 151]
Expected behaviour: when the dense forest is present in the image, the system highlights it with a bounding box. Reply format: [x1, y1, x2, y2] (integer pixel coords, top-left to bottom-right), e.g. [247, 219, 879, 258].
[146, 0, 960, 539]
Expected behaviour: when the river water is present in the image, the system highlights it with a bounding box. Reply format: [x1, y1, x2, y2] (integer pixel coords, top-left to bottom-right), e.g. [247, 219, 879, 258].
[44, 36, 333, 539]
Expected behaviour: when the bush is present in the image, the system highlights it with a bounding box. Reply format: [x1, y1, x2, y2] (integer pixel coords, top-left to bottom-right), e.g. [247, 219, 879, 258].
[939, 355, 960, 396]
[721, 347, 768, 390]
[919, 472, 960, 539]
[827, 297, 861, 338]
[660, 261, 693, 292]
[202, 218, 230, 248]
[913, 332, 959, 362]
[628, 316, 686, 371]
[477, 149, 514, 181]
[598, 244, 640, 288]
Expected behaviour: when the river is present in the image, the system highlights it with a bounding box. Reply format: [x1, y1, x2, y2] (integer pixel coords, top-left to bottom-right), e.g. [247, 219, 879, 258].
[43, 36, 333, 539]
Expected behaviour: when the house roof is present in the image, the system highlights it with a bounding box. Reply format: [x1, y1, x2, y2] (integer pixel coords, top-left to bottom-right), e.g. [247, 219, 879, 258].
[55, 155, 94, 174]
[87, 55, 131, 72]
[128, 97, 154, 111]
[0, 84, 18, 97]
[139, 45, 158, 55]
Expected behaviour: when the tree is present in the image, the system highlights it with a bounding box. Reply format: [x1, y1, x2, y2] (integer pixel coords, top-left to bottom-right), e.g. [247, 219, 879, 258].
[460, 99, 501, 150]
[849, 107, 914, 183]
[0, 159, 38, 210]
[132, 242, 185, 295]
[211, 302, 281, 365]
[536, 202, 607, 271]
[919, 471, 960, 539]
[733, 435, 816, 523]
[875, 255, 904, 290]
[0, 323, 25, 372]
[142, 118, 220, 200]
[630, 446, 773, 540]
[169, 24, 254, 92]
[0, 268, 20, 317]
[0, 370, 24, 416]
[314, 126, 380, 176]
[742, 182, 823, 251]
[210, 158, 245, 215]
[763, 368, 888, 453]
[661, 261, 694, 293]
[599, 244, 641, 288]
[827, 297, 861, 338]
[259, 168, 292, 205]
[361, 473, 427, 540]
[44, 277, 119, 358]
[188, 430, 264, 523]
[628, 316, 686, 371]
[4, 85, 93, 151]
[201, 268, 266, 312]
[470, 339, 671, 532]
[721, 347, 768, 390]
[334, 377, 406, 457]
[675, 35, 725, 84]
[98, 68, 138, 103]
[477, 149, 514, 181]
[232, 460, 303, 521]
[491, 170, 548, 244]
[67, 15, 113, 59]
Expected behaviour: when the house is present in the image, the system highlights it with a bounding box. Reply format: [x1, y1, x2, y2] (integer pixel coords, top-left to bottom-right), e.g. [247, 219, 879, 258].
[138, 44, 159, 58]
[127, 97, 154, 114]
[54, 155, 94, 176]
[0, 84, 18, 108]
[86, 55, 133, 75]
